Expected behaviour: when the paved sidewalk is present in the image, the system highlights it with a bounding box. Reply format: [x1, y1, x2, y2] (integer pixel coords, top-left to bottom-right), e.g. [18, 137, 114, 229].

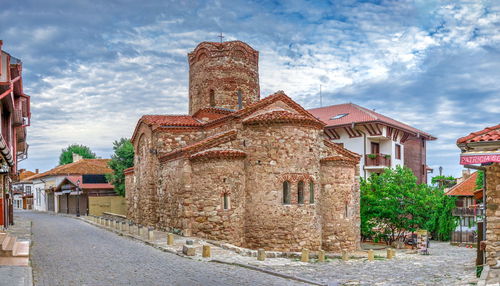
[0, 209, 33, 286]
[83, 215, 478, 285]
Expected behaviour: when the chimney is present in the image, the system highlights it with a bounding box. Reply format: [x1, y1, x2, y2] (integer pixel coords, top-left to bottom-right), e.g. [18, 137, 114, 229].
[72, 153, 83, 163]
[462, 169, 471, 180]
[35, 169, 39, 174]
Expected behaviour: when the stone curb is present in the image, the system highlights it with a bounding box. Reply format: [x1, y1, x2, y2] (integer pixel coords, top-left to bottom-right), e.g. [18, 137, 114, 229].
[79, 216, 327, 285]
[210, 259, 327, 286]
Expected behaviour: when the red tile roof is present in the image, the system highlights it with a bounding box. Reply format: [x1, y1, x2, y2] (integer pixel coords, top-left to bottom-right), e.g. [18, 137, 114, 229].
[30, 159, 112, 180]
[308, 103, 436, 139]
[189, 149, 246, 161]
[56, 175, 114, 191]
[159, 130, 238, 162]
[141, 115, 202, 127]
[132, 91, 325, 142]
[457, 124, 500, 144]
[243, 110, 324, 128]
[18, 170, 36, 181]
[123, 167, 134, 175]
[445, 172, 478, 196]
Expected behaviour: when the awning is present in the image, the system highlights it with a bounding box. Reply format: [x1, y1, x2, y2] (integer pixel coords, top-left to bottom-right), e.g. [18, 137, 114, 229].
[460, 152, 500, 165]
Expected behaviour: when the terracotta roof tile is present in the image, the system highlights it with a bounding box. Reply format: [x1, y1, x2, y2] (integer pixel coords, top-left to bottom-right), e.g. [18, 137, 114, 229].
[56, 175, 114, 191]
[30, 159, 112, 180]
[141, 115, 202, 127]
[457, 124, 500, 144]
[445, 172, 478, 196]
[308, 103, 435, 139]
[19, 170, 35, 181]
[243, 110, 324, 128]
[189, 149, 246, 161]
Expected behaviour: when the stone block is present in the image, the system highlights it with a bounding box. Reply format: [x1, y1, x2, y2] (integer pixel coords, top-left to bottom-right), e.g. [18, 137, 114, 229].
[342, 250, 348, 261]
[257, 249, 266, 261]
[167, 234, 174, 245]
[301, 249, 309, 262]
[202, 245, 211, 258]
[368, 249, 374, 261]
[148, 227, 155, 241]
[318, 250, 325, 262]
[182, 245, 196, 256]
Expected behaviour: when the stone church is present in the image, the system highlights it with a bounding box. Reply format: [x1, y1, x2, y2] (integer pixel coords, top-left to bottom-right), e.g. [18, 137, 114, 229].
[125, 40, 361, 252]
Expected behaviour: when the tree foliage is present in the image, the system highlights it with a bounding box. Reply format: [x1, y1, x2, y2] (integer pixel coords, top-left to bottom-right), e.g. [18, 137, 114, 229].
[431, 175, 456, 188]
[476, 171, 484, 190]
[361, 166, 457, 244]
[106, 138, 134, 197]
[59, 144, 97, 165]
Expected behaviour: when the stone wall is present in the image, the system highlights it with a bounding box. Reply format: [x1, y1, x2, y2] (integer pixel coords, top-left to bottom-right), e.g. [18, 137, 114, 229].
[320, 161, 360, 251]
[188, 41, 260, 114]
[485, 163, 500, 266]
[243, 124, 323, 251]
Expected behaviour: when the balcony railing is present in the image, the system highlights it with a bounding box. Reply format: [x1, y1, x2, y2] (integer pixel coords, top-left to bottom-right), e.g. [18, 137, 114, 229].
[452, 207, 484, 217]
[365, 153, 391, 167]
[13, 109, 23, 126]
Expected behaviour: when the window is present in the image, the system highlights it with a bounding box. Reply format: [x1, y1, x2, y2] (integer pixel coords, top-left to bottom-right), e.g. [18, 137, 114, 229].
[283, 181, 291, 204]
[237, 89, 243, 109]
[297, 181, 304, 204]
[309, 181, 314, 204]
[330, 113, 348, 120]
[395, 144, 401, 160]
[25, 186, 31, 195]
[223, 193, 229, 210]
[209, 89, 215, 107]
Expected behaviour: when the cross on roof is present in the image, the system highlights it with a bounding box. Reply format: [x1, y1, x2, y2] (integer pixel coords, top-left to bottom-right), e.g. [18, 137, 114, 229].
[218, 32, 224, 43]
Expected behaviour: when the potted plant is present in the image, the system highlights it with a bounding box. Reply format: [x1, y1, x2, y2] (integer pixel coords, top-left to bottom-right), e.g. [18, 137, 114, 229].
[383, 154, 391, 159]
[367, 154, 377, 159]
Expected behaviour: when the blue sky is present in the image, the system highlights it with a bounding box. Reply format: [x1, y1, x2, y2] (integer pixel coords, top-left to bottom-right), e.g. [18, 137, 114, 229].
[1, 0, 498, 179]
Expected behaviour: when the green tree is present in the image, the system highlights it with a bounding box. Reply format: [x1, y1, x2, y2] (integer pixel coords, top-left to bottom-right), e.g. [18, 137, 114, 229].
[59, 144, 97, 165]
[361, 166, 456, 244]
[106, 138, 134, 197]
[476, 171, 484, 190]
[431, 175, 456, 188]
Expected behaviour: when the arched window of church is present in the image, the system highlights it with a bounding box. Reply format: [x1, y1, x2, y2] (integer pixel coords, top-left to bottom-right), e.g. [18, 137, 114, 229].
[309, 181, 314, 204]
[223, 193, 230, 210]
[298, 181, 304, 204]
[209, 89, 215, 107]
[283, 181, 291, 204]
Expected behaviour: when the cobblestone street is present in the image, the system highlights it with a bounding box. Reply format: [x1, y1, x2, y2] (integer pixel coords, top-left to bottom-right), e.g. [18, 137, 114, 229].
[22, 211, 305, 286]
[262, 242, 477, 286]
[21, 210, 479, 286]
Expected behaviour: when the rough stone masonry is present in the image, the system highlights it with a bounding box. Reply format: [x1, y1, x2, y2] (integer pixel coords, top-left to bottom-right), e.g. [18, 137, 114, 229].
[124, 40, 362, 252]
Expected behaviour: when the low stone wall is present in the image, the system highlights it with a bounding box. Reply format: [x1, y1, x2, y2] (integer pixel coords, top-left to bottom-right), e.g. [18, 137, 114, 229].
[88, 196, 127, 216]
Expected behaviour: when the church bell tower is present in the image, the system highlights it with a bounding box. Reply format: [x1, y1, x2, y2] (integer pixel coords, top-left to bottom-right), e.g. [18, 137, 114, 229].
[187, 40, 260, 115]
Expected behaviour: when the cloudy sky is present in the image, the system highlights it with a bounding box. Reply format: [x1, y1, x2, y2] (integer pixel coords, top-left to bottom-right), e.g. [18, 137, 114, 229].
[1, 0, 499, 179]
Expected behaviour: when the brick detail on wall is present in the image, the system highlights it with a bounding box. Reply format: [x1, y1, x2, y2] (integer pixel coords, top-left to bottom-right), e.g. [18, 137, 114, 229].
[404, 136, 427, 184]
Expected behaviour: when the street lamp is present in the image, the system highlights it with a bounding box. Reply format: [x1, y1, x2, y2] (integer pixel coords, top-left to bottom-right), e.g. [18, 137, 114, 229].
[76, 179, 80, 217]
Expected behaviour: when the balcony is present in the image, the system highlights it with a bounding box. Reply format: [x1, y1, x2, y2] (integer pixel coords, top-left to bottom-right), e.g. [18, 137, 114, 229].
[452, 207, 484, 217]
[365, 153, 391, 168]
[13, 109, 23, 126]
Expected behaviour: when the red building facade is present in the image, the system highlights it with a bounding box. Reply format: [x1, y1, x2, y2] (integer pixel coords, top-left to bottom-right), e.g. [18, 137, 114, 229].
[0, 41, 31, 227]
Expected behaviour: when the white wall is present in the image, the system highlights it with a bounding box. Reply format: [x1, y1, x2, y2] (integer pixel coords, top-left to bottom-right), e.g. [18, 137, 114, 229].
[331, 125, 408, 179]
[33, 180, 46, 211]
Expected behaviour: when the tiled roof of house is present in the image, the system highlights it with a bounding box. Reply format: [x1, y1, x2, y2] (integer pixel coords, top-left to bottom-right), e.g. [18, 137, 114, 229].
[19, 170, 36, 181]
[445, 172, 478, 196]
[141, 115, 202, 127]
[308, 103, 435, 139]
[243, 110, 325, 128]
[132, 91, 325, 142]
[30, 159, 112, 180]
[56, 175, 114, 191]
[457, 124, 500, 144]
[189, 149, 246, 161]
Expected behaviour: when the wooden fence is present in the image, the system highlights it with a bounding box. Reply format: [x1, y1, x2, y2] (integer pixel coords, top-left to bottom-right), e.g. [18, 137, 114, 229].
[451, 230, 477, 244]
